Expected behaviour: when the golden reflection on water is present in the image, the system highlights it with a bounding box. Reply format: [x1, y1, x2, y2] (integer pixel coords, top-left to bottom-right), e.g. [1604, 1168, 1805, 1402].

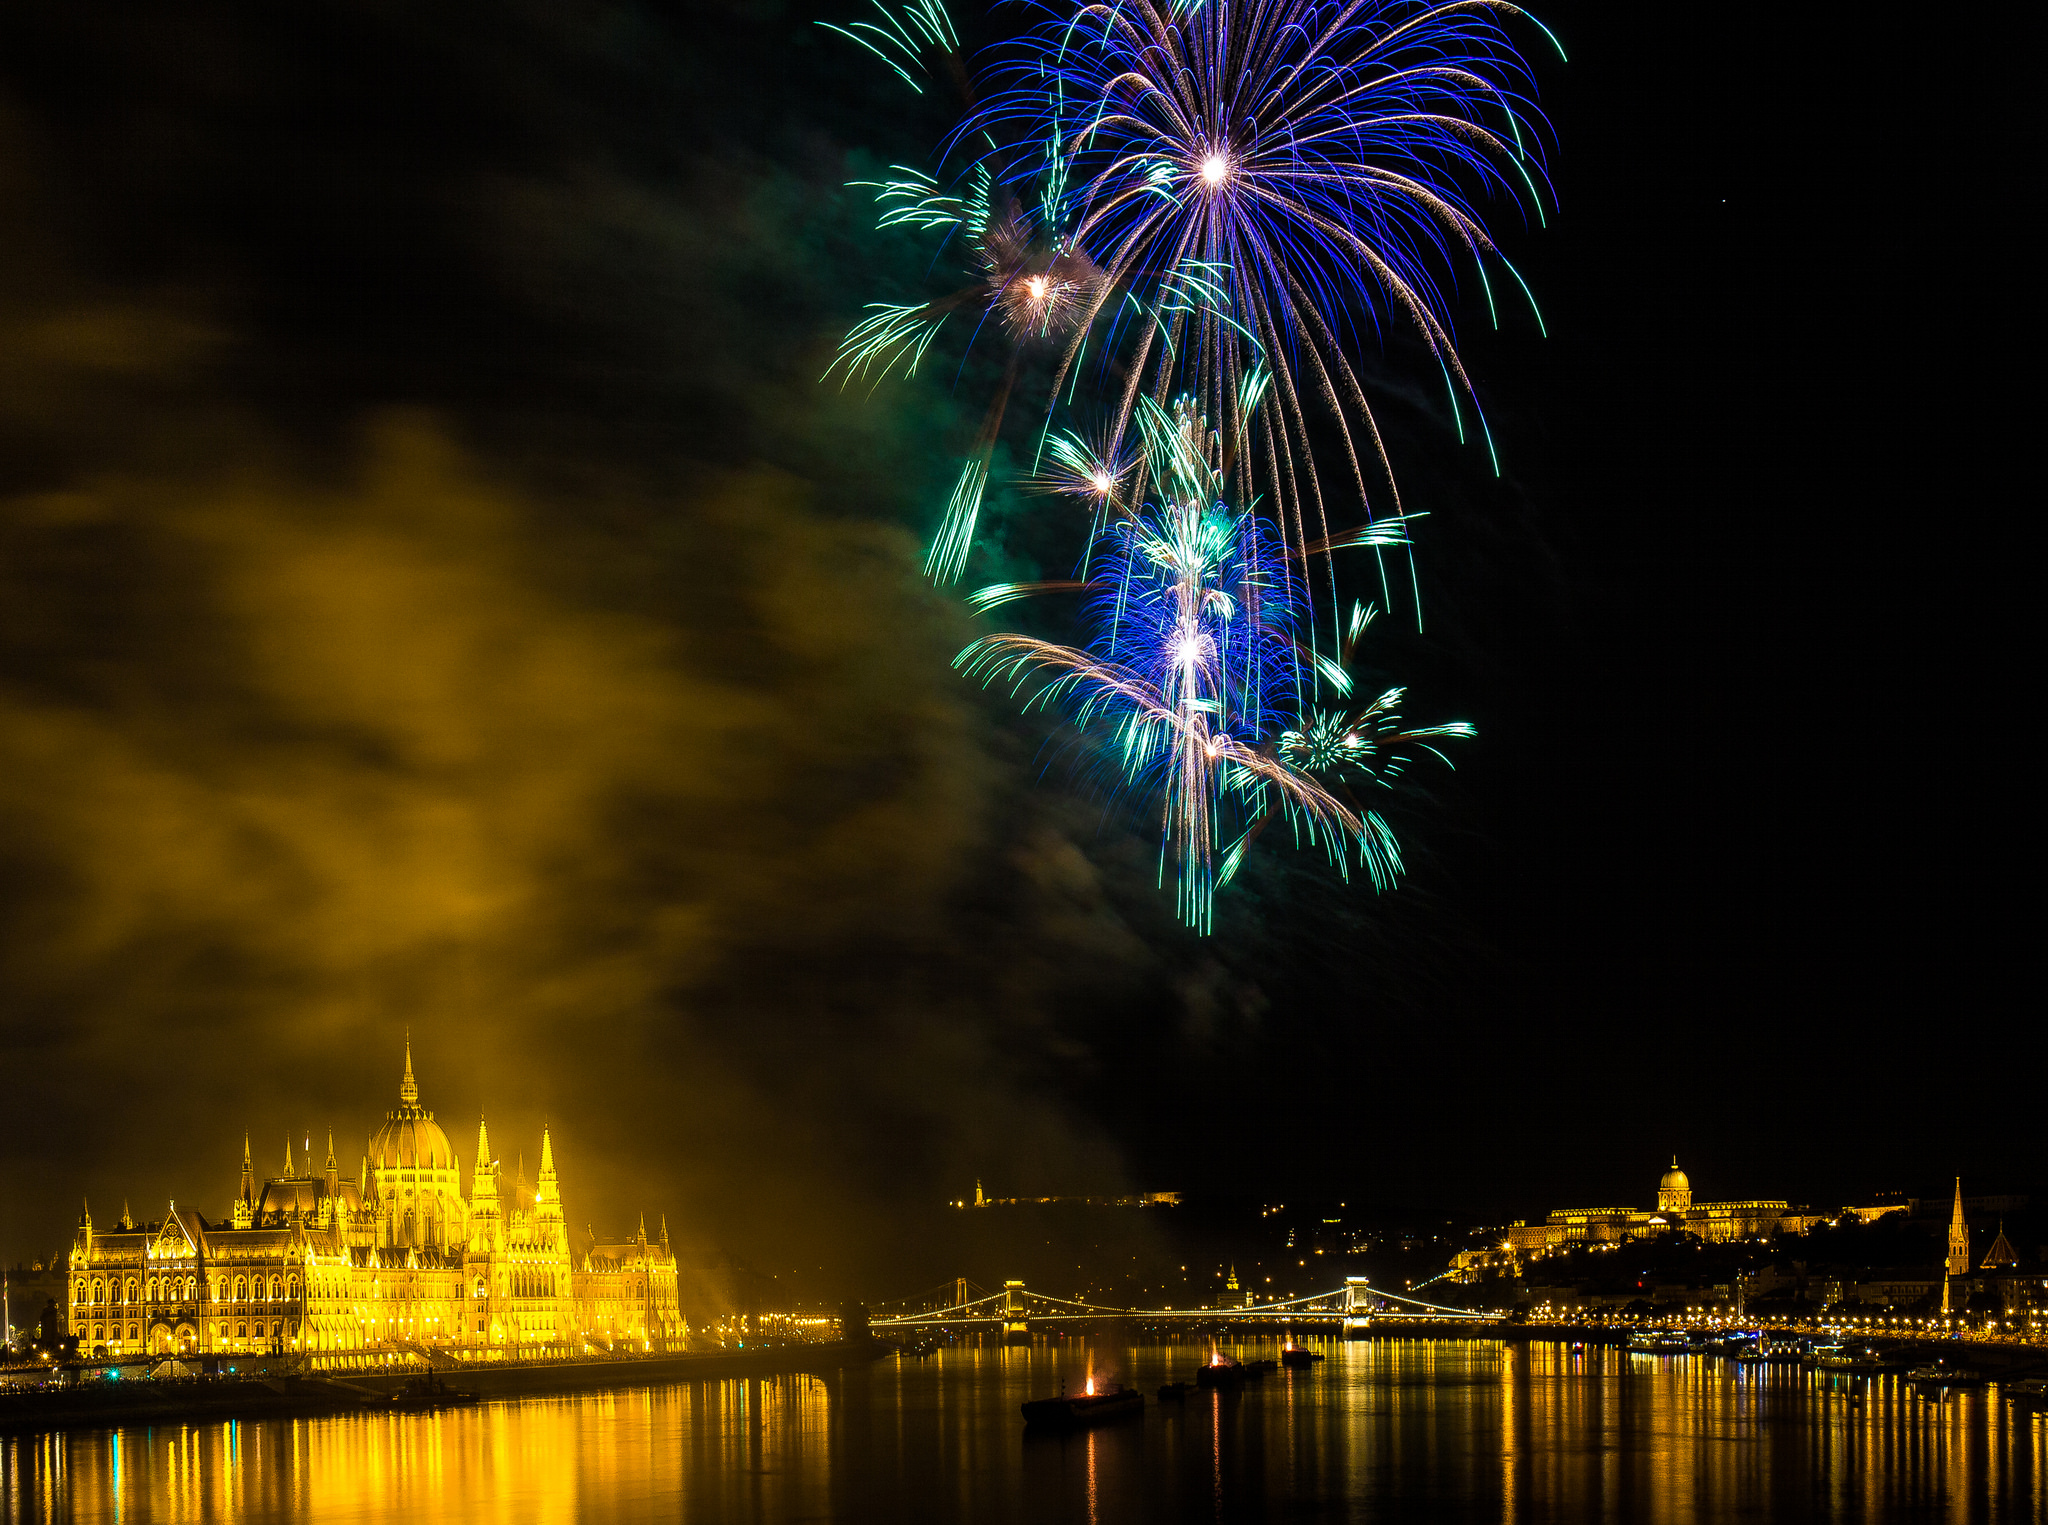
[3, 1341, 2043, 1523]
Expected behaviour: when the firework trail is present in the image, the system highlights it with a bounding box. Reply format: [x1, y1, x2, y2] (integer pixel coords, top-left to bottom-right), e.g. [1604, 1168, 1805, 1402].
[825, 10, 1110, 583]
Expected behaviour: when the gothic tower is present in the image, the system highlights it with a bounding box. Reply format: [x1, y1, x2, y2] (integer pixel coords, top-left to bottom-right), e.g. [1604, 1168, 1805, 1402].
[469, 1118, 501, 1254]
[234, 1135, 255, 1228]
[1941, 1176, 1969, 1314]
[536, 1127, 564, 1241]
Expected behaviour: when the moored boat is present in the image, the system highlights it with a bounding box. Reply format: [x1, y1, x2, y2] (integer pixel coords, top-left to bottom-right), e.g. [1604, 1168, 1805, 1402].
[1906, 1363, 1986, 1387]
[387, 1373, 477, 1410]
[1626, 1330, 1691, 1354]
[1280, 1347, 1323, 1369]
[1021, 1382, 1144, 1428]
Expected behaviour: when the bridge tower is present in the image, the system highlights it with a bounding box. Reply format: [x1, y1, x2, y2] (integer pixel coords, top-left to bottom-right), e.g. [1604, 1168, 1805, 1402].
[1002, 1279, 1029, 1345]
[1342, 1276, 1373, 1340]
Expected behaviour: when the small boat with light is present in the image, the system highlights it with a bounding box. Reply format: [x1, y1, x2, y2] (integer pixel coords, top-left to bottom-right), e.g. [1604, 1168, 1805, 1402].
[1280, 1346, 1324, 1369]
[1196, 1354, 1248, 1388]
[1021, 1378, 1144, 1428]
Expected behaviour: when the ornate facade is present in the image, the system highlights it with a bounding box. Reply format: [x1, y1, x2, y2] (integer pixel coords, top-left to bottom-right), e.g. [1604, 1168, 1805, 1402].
[1505, 1158, 1823, 1256]
[67, 1048, 684, 1361]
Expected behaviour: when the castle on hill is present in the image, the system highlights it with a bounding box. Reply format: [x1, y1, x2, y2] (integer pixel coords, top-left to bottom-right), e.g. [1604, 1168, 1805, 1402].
[1505, 1157, 1826, 1255]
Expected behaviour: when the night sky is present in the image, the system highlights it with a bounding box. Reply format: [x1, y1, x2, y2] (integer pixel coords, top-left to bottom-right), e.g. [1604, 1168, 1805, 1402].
[0, 1, 2030, 1293]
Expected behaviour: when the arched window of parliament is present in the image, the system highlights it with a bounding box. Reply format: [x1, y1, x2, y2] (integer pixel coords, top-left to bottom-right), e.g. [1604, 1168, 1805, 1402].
[235, 1276, 246, 1301]
[238, 1323, 247, 1338]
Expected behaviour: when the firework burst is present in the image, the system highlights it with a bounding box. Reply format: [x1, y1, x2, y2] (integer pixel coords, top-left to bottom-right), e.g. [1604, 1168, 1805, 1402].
[964, 0, 1558, 606]
[823, 0, 1538, 927]
[961, 396, 1441, 928]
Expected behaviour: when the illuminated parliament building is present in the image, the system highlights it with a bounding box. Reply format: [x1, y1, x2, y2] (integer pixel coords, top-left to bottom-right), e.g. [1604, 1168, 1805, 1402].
[65, 1047, 683, 1360]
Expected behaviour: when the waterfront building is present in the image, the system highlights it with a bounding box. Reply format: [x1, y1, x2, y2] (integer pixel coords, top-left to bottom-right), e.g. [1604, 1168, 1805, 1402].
[1504, 1158, 1822, 1257]
[64, 1047, 685, 1361]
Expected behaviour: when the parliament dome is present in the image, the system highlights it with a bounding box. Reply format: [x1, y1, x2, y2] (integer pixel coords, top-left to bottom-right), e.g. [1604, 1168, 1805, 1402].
[368, 1045, 455, 1170]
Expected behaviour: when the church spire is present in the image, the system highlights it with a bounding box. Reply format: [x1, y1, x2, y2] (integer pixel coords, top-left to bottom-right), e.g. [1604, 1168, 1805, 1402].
[235, 1133, 257, 1228]
[536, 1126, 562, 1216]
[284, 1133, 294, 1178]
[400, 1031, 419, 1107]
[1946, 1177, 1970, 1277]
[469, 1117, 501, 1255]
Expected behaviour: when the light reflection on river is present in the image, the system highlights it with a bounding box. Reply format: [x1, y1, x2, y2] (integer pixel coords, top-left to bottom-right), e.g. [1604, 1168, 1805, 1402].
[5, 1339, 2044, 1522]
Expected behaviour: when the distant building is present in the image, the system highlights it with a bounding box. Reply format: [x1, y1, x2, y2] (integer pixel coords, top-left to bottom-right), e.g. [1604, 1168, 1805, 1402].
[1504, 1158, 1821, 1258]
[4, 1260, 69, 1350]
[1840, 1200, 1910, 1225]
[63, 1045, 683, 1361]
[956, 1189, 1181, 1209]
[1851, 1272, 1940, 1309]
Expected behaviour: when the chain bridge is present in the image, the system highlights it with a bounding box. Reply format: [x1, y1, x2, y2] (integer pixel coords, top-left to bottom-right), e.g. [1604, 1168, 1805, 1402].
[868, 1277, 1490, 1337]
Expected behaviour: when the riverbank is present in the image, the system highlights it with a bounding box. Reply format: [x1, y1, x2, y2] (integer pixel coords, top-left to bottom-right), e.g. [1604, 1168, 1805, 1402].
[0, 1340, 890, 1436]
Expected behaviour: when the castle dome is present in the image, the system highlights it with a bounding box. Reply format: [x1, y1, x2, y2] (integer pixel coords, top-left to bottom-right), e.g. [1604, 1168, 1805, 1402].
[368, 1042, 454, 1171]
[1659, 1159, 1690, 1193]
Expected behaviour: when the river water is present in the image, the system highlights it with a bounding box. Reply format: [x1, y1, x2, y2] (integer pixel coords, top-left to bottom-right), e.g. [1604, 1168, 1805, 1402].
[4, 1338, 2043, 1523]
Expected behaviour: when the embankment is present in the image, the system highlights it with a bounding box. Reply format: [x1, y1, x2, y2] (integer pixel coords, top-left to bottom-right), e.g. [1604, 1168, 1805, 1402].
[0, 1340, 887, 1436]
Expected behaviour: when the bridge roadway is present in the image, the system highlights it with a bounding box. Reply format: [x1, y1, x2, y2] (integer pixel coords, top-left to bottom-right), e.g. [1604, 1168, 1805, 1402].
[867, 1278, 1490, 1333]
